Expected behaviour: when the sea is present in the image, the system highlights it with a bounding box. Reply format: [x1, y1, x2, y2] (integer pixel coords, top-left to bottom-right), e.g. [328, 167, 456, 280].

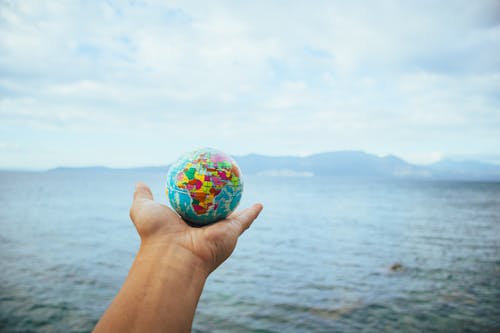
[0, 170, 499, 333]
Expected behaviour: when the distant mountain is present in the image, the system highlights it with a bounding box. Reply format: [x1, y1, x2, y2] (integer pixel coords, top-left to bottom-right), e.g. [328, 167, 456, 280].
[47, 165, 169, 173]
[48, 166, 112, 173]
[234, 151, 500, 180]
[427, 159, 500, 180]
[43, 151, 500, 181]
[234, 151, 430, 179]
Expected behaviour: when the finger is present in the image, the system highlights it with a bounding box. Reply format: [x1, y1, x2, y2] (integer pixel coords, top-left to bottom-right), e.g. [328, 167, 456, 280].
[130, 182, 154, 222]
[226, 203, 263, 235]
[133, 182, 154, 201]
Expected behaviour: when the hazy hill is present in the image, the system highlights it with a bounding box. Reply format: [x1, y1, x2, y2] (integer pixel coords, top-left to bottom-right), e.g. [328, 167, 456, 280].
[234, 151, 428, 178]
[43, 151, 500, 181]
[234, 151, 500, 180]
[427, 159, 500, 180]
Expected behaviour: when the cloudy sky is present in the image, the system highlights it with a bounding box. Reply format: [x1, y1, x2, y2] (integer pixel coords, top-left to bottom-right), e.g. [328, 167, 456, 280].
[1, 1, 499, 169]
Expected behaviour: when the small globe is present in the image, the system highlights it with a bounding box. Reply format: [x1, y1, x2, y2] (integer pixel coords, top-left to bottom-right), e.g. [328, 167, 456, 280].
[166, 147, 243, 226]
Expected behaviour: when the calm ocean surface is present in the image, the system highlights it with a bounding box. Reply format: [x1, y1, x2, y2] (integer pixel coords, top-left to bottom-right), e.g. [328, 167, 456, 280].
[0, 171, 499, 332]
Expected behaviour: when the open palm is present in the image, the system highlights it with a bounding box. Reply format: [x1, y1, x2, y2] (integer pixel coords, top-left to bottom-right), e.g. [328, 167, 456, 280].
[129, 183, 263, 274]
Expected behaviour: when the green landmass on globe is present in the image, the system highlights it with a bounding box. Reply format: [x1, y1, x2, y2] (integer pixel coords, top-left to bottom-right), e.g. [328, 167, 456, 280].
[166, 148, 243, 226]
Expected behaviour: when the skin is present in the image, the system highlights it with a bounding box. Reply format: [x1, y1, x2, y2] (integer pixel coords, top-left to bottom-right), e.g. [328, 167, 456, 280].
[93, 182, 263, 333]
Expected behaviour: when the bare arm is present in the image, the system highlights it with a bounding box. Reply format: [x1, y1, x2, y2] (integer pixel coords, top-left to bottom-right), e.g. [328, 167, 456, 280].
[93, 183, 263, 333]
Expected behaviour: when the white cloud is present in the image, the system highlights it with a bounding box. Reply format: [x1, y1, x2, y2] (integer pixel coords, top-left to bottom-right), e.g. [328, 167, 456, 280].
[0, 142, 20, 151]
[0, 0, 499, 167]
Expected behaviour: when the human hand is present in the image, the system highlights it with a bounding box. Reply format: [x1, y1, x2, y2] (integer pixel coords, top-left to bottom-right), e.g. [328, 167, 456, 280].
[93, 182, 262, 333]
[129, 182, 263, 276]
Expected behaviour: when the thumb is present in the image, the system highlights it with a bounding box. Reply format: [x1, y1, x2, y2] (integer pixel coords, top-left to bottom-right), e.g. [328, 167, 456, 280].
[226, 203, 264, 236]
[133, 182, 154, 201]
[130, 182, 154, 222]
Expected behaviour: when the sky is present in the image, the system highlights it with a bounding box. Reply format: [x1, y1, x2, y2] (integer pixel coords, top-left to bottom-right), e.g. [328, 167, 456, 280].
[1, 1, 499, 169]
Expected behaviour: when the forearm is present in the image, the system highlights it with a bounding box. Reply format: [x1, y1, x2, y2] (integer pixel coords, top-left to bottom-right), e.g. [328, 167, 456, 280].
[93, 242, 208, 333]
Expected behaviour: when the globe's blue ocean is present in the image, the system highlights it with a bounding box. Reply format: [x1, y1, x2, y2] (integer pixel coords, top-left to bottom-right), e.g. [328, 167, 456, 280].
[0, 170, 499, 332]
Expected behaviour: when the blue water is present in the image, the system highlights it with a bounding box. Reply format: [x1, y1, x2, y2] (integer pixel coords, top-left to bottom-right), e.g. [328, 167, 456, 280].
[0, 171, 499, 332]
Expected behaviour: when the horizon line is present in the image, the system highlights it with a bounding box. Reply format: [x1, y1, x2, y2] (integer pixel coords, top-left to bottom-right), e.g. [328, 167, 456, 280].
[1, 150, 499, 172]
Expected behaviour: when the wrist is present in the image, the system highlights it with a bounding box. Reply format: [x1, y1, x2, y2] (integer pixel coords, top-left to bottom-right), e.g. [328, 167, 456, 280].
[136, 239, 210, 281]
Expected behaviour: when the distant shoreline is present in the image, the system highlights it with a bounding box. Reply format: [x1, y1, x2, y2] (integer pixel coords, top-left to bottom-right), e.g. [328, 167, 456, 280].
[1, 151, 500, 181]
